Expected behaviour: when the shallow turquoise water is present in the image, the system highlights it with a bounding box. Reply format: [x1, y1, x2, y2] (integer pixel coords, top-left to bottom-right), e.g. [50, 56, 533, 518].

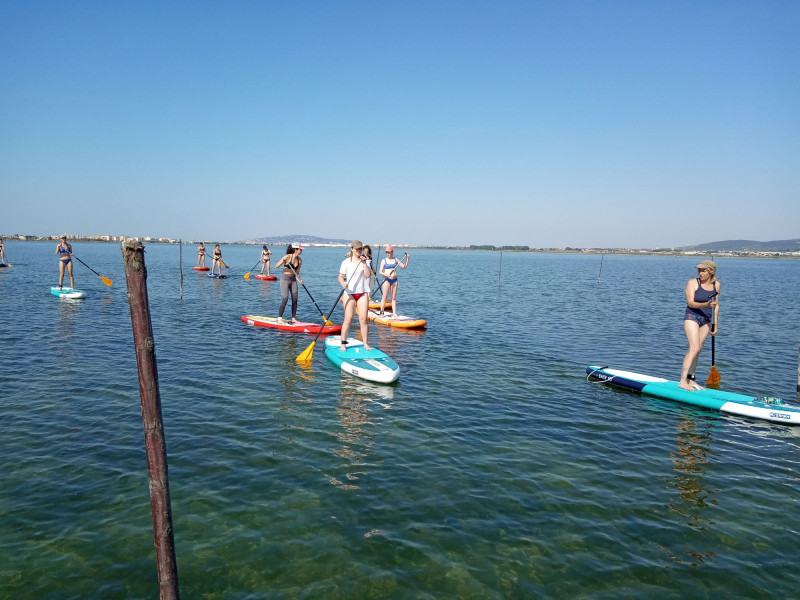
[1, 242, 799, 599]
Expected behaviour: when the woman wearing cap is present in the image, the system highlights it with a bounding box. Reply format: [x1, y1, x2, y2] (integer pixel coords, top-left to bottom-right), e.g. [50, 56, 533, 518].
[259, 245, 272, 275]
[274, 243, 304, 323]
[56, 235, 75, 289]
[338, 240, 372, 351]
[196, 242, 206, 267]
[679, 260, 721, 391]
[378, 245, 410, 315]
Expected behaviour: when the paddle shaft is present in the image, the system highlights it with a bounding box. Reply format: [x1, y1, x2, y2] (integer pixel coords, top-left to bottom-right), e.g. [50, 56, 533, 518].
[711, 333, 716, 366]
[297, 285, 349, 362]
[244, 259, 261, 279]
[286, 264, 330, 321]
[73, 255, 112, 286]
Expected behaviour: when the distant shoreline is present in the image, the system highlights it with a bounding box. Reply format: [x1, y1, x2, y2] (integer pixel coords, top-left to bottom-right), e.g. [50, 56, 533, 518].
[2, 235, 798, 259]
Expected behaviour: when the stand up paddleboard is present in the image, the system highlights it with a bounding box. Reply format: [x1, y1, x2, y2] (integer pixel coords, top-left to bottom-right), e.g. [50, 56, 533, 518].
[254, 274, 277, 281]
[324, 336, 400, 384]
[51, 287, 87, 299]
[367, 310, 427, 329]
[242, 315, 341, 335]
[0, 263, 8, 268]
[193, 266, 209, 271]
[207, 273, 227, 279]
[587, 366, 800, 425]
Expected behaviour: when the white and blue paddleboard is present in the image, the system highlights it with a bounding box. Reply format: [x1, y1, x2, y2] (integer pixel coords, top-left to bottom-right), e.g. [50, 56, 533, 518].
[587, 366, 800, 425]
[324, 336, 400, 384]
[50, 287, 87, 299]
[207, 273, 227, 279]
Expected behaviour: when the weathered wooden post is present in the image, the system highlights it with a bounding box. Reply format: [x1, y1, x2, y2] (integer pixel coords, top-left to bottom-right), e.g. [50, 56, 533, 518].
[121, 240, 180, 600]
[179, 239, 183, 300]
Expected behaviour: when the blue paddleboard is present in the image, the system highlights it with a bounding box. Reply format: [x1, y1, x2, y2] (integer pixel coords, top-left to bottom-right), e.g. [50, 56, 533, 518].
[324, 336, 400, 384]
[207, 273, 227, 279]
[587, 366, 800, 425]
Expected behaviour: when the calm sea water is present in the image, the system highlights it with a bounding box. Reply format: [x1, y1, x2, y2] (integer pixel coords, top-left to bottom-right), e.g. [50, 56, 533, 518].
[1, 241, 799, 599]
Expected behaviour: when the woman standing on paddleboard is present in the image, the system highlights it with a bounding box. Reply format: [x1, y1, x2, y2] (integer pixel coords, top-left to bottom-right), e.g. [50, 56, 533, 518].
[211, 244, 223, 275]
[259, 245, 272, 275]
[339, 240, 372, 351]
[274, 243, 303, 323]
[679, 260, 720, 391]
[56, 235, 75, 290]
[196, 242, 206, 267]
[378, 245, 409, 315]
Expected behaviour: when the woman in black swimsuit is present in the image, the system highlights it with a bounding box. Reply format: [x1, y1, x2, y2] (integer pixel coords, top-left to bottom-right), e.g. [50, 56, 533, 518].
[274, 243, 304, 323]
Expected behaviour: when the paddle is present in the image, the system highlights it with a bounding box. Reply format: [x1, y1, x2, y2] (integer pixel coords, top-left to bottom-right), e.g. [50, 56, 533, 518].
[296, 286, 348, 363]
[286, 264, 334, 325]
[219, 259, 229, 269]
[706, 311, 720, 388]
[243, 259, 261, 280]
[73, 255, 112, 286]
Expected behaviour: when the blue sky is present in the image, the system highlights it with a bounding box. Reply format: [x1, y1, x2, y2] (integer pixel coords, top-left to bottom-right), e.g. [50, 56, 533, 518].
[1, 1, 797, 248]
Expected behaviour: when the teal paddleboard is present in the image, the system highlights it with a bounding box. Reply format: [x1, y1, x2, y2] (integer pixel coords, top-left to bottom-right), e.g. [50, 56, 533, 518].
[324, 336, 400, 384]
[51, 287, 87, 299]
[587, 366, 800, 425]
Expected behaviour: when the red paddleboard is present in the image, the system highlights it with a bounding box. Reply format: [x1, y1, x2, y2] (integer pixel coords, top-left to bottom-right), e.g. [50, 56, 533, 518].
[254, 274, 277, 280]
[242, 315, 341, 335]
[194, 266, 210, 271]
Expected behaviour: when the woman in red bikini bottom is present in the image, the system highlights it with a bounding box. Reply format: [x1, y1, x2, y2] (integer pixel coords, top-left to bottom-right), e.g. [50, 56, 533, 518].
[338, 240, 373, 352]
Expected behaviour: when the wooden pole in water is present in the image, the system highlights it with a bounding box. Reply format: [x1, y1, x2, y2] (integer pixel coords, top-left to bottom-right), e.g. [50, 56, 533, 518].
[598, 254, 605, 285]
[498, 249, 503, 289]
[121, 240, 181, 600]
[179, 239, 183, 300]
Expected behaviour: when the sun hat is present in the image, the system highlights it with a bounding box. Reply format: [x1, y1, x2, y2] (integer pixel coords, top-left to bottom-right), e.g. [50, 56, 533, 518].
[291, 242, 304, 249]
[385, 245, 394, 252]
[695, 260, 717, 271]
[351, 240, 363, 249]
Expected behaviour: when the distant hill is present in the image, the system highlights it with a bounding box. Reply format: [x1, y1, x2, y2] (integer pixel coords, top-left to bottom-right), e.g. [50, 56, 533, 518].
[682, 239, 800, 252]
[246, 234, 351, 245]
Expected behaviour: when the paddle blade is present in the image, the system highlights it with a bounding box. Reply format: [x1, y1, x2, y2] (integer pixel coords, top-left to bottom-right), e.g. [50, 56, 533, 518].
[706, 365, 721, 387]
[243, 272, 251, 280]
[296, 341, 316, 363]
[100, 275, 113, 287]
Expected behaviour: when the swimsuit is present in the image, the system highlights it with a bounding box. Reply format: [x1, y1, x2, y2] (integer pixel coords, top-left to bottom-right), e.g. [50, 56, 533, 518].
[58, 244, 72, 264]
[383, 258, 398, 285]
[683, 278, 716, 326]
